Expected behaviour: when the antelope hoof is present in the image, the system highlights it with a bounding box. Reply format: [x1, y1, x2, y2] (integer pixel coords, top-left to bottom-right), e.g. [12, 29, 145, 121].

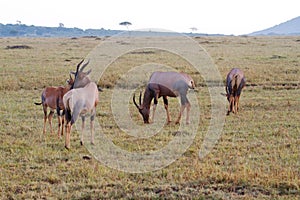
[175, 121, 180, 125]
[186, 121, 190, 125]
[166, 121, 172, 125]
[227, 111, 230, 115]
[91, 141, 95, 145]
[65, 145, 70, 150]
[80, 141, 83, 146]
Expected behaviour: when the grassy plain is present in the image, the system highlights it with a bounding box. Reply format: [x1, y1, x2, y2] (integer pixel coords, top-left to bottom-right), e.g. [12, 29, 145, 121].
[0, 35, 299, 199]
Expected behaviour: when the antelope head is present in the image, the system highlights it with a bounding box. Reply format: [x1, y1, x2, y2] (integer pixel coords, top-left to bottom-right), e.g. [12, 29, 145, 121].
[66, 74, 74, 86]
[70, 59, 91, 89]
[133, 92, 150, 123]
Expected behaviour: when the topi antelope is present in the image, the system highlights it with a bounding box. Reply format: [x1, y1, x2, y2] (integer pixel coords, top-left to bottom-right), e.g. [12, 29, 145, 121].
[133, 71, 195, 124]
[34, 75, 74, 138]
[63, 59, 99, 149]
[225, 68, 246, 115]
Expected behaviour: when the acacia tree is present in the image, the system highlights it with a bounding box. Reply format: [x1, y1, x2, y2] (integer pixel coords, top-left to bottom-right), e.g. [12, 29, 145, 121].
[119, 21, 132, 30]
[190, 27, 198, 33]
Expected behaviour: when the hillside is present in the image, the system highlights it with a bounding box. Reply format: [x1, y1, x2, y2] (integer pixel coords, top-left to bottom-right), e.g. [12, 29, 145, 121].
[249, 16, 300, 36]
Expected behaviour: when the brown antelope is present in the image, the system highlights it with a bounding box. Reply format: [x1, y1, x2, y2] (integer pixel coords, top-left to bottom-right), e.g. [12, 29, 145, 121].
[225, 68, 246, 115]
[133, 71, 195, 124]
[63, 59, 99, 149]
[34, 75, 74, 138]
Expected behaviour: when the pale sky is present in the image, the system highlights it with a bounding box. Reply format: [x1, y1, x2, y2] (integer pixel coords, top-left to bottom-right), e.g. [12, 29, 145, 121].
[1, 0, 299, 35]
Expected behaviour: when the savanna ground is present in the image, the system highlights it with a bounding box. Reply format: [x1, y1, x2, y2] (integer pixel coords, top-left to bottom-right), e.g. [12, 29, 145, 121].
[0, 35, 299, 199]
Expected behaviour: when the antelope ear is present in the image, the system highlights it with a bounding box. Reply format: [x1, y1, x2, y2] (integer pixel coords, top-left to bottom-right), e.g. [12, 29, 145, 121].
[70, 71, 76, 75]
[86, 69, 92, 75]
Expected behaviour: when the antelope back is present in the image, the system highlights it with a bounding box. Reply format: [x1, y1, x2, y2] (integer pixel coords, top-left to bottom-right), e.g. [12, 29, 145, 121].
[149, 71, 195, 90]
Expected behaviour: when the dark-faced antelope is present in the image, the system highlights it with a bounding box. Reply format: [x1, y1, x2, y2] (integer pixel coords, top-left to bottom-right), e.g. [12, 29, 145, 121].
[34, 75, 74, 138]
[63, 59, 99, 149]
[225, 68, 246, 115]
[133, 71, 195, 124]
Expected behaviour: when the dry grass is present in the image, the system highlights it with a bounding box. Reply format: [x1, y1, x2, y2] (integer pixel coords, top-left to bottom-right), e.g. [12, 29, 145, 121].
[0, 36, 299, 199]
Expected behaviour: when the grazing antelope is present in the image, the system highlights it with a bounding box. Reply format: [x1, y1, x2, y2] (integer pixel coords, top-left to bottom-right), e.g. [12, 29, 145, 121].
[225, 68, 246, 115]
[133, 71, 195, 124]
[63, 59, 99, 149]
[34, 75, 74, 138]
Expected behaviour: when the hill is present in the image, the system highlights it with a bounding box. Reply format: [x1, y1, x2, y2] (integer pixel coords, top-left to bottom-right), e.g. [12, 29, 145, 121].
[249, 16, 300, 36]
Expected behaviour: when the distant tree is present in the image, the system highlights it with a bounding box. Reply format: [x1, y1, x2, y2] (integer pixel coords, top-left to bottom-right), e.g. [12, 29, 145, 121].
[59, 23, 64, 28]
[190, 27, 198, 33]
[119, 21, 132, 30]
[16, 20, 21, 25]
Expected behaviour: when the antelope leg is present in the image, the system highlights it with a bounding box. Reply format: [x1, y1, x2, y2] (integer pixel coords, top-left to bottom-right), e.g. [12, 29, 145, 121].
[164, 104, 171, 124]
[176, 105, 186, 124]
[57, 115, 62, 139]
[80, 116, 85, 145]
[151, 104, 157, 123]
[48, 110, 54, 134]
[151, 93, 159, 123]
[186, 102, 191, 124]
[163, 96, 171, 124]
[90, 118, 94, 145]
[43, 113, 47, 134]
[236, 96, 240, 113]
[65, 123, 71, 149]
[61, 112, 64, 137]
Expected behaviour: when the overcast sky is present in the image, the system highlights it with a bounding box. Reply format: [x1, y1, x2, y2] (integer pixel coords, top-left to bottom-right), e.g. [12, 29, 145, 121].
[1, 0, 299, 35]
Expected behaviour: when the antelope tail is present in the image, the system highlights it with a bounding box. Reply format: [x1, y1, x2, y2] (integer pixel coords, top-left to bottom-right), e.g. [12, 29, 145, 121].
[65, 99, 72, 123]
[34, 102, 42, 105]
[231, 74, 240, 91]
[235, 74, 242, 89]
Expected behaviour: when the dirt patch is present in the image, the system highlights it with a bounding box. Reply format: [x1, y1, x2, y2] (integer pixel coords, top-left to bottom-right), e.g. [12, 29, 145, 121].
[130, 50, 156, 55]
[270, 54, 286, 59]
[5, 45, 32, 49]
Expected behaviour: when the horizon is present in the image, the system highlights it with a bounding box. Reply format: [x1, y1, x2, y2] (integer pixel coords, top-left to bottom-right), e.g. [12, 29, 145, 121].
[1, 17, 299, 37]
[1, 0, 300, 35]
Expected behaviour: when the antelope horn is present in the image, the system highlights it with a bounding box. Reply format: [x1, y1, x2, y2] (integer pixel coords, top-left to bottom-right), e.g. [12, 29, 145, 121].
[139, 91, 142, 106]
[80, 59, 90, 72]
[133, 93, 140, 109]
[76, 59, 84, 73]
